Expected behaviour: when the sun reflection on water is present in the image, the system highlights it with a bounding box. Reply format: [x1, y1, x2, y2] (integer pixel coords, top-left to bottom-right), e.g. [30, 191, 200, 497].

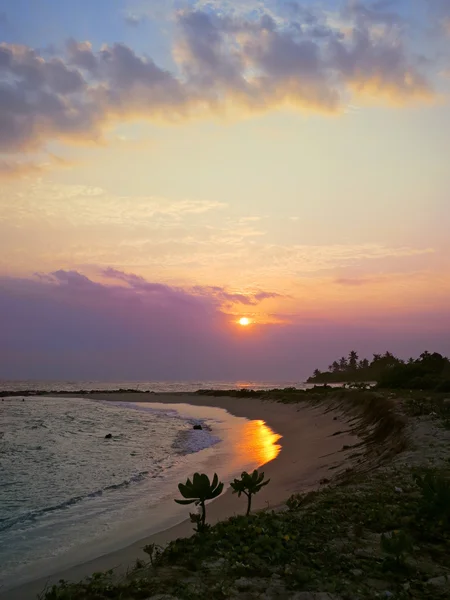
[236, 419, 282, 467]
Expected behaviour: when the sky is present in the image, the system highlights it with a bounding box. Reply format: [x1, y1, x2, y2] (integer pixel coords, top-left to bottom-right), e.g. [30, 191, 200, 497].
[1, 0, 450, 381]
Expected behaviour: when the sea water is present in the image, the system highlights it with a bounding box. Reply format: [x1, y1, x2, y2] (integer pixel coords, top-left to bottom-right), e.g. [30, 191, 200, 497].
[0, 379, 309, 393]
[0, 396, 280, 590]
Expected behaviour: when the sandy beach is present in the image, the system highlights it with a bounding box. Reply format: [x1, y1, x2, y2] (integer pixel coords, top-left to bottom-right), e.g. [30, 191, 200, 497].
[2, 393, 358, 600]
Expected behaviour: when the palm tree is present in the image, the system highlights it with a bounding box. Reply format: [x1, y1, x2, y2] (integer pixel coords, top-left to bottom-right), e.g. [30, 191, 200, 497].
[348, 350, 359, 371]
[359, 358, 370, 370]
[339, 356, 348, 371]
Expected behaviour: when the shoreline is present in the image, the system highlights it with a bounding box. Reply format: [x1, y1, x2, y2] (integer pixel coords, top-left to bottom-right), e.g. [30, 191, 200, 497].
[1, 393, 358, 600]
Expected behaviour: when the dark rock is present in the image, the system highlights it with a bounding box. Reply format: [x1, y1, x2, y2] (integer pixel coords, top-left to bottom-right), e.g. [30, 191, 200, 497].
[105, 433, 113, 439]
[193, 424, 203, 430]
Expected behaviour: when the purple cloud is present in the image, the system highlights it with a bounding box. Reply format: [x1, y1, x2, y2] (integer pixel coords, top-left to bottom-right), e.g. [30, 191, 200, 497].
[103, 268, 282, 306]
[2, 270, 450, 381]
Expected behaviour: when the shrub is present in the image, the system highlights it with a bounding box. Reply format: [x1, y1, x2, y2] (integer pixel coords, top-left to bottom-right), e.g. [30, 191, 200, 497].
[143, 543, 162, 567]
[414, 471, 450, 531]
[380, 530, 413, 570]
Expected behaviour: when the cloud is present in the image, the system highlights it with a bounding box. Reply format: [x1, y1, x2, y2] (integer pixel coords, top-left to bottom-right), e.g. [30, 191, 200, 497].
[342, 0, 404, 27]
[0, 2, 434, 158]
[199, 287, 283, 306]
[0, 43, 95, 152]
[2, 269, 450, 381]
[334, 276, 379, 286]
[0, 40, 187, 153]
[425, 0, 450, 26]
[0, 153, 71, 179]
[103, 267, 282, 306]
[0, 269, 286, 380]
[124, 12, 146, 26]
[0, 270, 224, 379]
[0, 159, 42, 178]
[0, 180, 225, 225]
[65, 39, 98, 72]
[0, 179, 434, 279]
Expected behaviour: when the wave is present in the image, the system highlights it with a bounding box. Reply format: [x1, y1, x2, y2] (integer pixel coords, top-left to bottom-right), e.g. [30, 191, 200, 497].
[0, 471, 149, 533]
[172, 420, 221, 455]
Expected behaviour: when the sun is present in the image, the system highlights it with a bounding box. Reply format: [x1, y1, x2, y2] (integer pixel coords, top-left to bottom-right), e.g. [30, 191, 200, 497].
[239, 317, 251, 326]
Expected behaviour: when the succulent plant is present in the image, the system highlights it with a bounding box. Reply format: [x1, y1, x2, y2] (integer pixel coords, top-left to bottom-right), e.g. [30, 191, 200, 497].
[230, 469, 270, 516]
[175, 472, 224, 532]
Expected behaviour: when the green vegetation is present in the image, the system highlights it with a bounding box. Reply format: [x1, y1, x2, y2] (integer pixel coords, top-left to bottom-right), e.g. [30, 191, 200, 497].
[377, 352, 450, 392]
[308, 350, 450, 391]
[39, 466, 450, 599]
[380, 530, 414, 571]
[307, 350, 401, 383]
[175, 472, 224, 533]
[39, 388, 450, 599]
[414, 471, 450, 530]
[230, 470, 270, 516]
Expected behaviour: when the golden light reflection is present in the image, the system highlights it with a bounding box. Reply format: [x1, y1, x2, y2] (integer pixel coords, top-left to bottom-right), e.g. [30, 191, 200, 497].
[236, 419, 282, 467]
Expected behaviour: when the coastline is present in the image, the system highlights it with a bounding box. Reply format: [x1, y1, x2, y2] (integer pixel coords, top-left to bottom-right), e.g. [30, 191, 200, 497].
[1, 393, 358, 600]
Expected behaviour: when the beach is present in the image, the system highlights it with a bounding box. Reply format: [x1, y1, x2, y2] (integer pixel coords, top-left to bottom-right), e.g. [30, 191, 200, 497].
[1, 393, 358, 600]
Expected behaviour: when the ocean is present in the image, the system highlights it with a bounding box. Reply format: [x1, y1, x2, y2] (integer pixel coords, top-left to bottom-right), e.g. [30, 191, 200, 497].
[0, 379, 309, 393]
[0, 385, 284, 591]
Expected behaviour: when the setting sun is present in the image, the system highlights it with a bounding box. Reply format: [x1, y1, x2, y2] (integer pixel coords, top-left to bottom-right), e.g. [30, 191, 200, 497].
[239, 317, 251, 326]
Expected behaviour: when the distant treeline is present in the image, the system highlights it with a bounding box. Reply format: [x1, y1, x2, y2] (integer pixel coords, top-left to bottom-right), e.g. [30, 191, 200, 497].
[307, 351, 450, 392]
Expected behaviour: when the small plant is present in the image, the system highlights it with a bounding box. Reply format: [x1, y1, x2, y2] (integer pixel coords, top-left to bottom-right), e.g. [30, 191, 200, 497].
[286, 493, 306, 511]
[414, 471, 450, 530]
[175, 472, 224, 532]
[189, 511, 211, 533]
[143, 543, 162, 567]
[380, 530, 413, 570]
[230, 470, 270, 516]
[285, 491, 316, 512]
